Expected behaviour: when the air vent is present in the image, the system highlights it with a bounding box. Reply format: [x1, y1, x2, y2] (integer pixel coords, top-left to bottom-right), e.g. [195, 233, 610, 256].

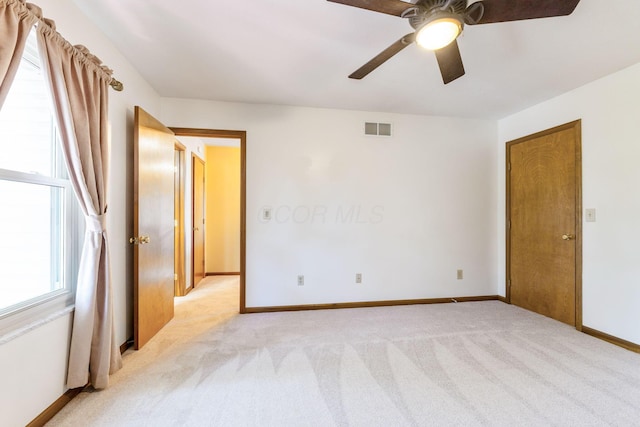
[364, 122, 392, 137]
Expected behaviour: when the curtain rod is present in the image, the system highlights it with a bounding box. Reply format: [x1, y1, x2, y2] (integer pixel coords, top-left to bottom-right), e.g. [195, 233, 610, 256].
[17, 0, 125, 92]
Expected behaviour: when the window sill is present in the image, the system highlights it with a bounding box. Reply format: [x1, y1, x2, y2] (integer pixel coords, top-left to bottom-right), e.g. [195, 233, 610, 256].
[0, 301, 74, 345]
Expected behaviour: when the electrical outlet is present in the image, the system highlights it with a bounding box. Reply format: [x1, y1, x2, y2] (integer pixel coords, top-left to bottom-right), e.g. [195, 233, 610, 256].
[355, 273, 362, 284]
[297, 275, 304, 286]
[457, 269, 463, 280]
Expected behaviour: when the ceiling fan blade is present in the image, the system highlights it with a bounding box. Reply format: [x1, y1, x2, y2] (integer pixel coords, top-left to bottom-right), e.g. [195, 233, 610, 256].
[349, 33, 415, 80]
[327, 0, 411, 17]
[472, 0, 581, 24]
[434, 40, 465, 84]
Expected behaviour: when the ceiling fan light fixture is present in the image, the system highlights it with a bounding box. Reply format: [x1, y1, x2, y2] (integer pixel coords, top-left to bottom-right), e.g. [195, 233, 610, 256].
[415, 15, 462, 51]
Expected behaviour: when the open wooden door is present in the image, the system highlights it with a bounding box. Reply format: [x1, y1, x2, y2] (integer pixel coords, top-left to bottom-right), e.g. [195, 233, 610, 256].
[507, 120, 582, 327]
[133, 106, 176, 349]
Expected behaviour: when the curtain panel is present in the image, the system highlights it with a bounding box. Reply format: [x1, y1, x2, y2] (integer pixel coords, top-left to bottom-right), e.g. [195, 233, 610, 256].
[0, 0, 37, 107]
[1, 0, 122, 389]
[36, 12, 122, 390]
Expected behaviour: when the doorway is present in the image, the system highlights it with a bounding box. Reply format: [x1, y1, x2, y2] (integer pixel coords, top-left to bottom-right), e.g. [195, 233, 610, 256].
[134, 109, 247, 349]
[506, 120, 582, 328]
[172, 128, 247, 313]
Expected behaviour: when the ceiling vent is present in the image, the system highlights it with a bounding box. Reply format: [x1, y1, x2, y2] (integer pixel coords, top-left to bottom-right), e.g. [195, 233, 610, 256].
[364, 122, 392, 137]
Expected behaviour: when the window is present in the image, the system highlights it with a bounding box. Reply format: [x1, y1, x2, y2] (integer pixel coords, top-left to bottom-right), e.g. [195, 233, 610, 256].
[0, 29, 81, 323]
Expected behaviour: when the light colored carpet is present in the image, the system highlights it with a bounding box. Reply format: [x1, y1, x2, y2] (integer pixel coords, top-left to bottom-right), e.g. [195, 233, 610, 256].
[48, 276, 640, 426]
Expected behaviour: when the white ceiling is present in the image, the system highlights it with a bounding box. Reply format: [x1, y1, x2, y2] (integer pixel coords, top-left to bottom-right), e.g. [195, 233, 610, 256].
[73, 0, 640, 119]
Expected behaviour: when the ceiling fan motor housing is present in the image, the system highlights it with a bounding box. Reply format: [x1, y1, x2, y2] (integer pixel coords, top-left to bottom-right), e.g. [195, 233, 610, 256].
[406, 0, 468, 30]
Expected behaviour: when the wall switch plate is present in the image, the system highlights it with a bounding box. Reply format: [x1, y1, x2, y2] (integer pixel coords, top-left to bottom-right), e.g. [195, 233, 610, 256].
[262, 207, 272, 221]
[457, 270, 463, 280]
[586, 208, 596, 222]
[297, 275, 304, 286]
[355, 273, 362, 284]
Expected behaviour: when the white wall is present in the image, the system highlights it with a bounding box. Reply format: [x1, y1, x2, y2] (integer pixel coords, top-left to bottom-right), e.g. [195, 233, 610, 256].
[0, 314, 72, 427]
[497, 62, 640, 345]
[0, 1, 161, 426]
[161, 99, 498, 308]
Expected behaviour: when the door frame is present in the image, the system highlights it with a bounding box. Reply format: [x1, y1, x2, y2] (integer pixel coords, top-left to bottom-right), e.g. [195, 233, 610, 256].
[505, 120, 583, 330]
[170, 127, 247, 313]
[174, 141, 187, 296]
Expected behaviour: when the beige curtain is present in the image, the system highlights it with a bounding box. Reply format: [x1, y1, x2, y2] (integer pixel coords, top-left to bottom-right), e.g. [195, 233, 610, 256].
[0, 0, 37, 106]
[33, 7, 122, 389]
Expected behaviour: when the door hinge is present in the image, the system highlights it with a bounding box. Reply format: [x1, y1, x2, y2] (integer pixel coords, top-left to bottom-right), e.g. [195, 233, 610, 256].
[508, 279, 511, 288]
[508, 162, 511, 171]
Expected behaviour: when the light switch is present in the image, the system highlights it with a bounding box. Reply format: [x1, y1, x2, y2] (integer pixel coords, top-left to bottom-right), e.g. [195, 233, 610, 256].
[262, 207, 272, 221]
[586, 208, 596, 222]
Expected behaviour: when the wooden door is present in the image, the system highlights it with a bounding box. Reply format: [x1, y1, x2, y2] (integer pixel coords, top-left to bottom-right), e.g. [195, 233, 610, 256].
[192, 155, 205, 287]
[133, 106, 175, 349]
[507, 120, 582, 327]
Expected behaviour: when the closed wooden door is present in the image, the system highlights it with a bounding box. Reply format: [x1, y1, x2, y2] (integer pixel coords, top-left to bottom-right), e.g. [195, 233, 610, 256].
[133, 106, 176, 349]
[507, 120, 582, 326]
[192, 156, 205, 287]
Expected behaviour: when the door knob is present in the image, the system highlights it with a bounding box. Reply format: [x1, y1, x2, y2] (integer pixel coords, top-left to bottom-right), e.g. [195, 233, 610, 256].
[129, 235, 151, 244]
[562, 234, 575, 241]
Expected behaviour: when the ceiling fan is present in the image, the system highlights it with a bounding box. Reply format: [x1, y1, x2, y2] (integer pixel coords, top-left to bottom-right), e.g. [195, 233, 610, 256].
[328, 0, 581, 84]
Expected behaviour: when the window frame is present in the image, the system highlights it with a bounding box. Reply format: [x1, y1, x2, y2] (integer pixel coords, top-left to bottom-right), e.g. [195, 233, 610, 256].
[0, 167, 79, 311]
[0, 165, 82, 342]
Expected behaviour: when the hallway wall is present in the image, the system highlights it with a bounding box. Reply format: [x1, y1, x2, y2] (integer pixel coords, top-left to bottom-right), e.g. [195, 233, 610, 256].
[205, 145, 241, 274]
